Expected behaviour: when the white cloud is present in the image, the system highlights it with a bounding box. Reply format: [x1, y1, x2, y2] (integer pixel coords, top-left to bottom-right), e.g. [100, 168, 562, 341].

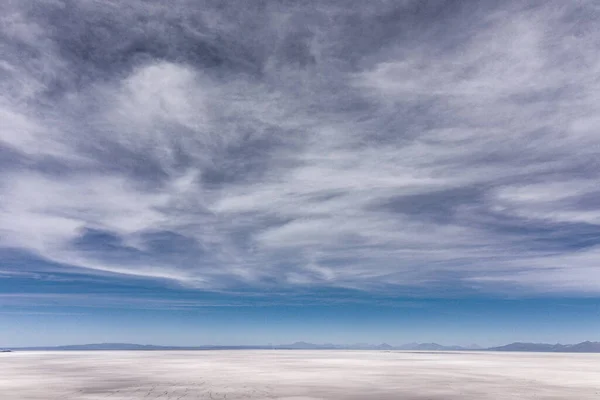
[1, 0, 600, 295]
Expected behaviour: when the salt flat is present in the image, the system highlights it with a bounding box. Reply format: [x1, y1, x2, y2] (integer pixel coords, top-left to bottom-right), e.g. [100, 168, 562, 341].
[1, 350, 599, 399]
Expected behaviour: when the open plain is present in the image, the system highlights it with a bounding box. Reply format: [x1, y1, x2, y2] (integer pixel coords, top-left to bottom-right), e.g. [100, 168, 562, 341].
[1, 350, 599, 399]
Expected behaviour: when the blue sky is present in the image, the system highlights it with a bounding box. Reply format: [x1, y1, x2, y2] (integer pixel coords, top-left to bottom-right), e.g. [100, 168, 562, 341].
[2, 271, 600, 347]
[1, 0, 600, 347]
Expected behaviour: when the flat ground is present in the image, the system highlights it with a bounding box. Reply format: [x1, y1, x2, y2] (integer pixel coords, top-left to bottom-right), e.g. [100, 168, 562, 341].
[1, 350, 599, 399]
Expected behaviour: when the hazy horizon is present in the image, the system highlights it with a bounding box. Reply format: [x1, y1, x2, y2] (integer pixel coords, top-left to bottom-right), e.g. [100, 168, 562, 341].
[5, 339, 599, 349]
[2, 295, 599, 348]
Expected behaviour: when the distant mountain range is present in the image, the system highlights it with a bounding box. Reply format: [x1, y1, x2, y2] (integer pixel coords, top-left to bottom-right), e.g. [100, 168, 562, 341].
[4, 341, 600, 352]
[6, 343, 263, 351]
[487, 341, 600, 353]
[272, 342, 480, 351]
[4, 342, 478, 351]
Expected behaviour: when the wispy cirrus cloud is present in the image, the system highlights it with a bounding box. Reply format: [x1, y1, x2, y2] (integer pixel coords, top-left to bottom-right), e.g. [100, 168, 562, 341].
[1, 0, 600, 295]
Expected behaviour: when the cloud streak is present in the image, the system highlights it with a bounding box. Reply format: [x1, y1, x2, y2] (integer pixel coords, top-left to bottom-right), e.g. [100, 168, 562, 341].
[1, 0, 600, 295]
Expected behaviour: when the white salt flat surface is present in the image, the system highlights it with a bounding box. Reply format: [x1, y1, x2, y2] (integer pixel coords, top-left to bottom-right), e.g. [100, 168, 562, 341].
[1, 350, 600, 399]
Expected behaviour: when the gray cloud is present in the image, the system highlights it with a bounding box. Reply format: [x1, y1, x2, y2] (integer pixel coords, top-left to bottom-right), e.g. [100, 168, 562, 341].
[1, 0, 600, 294]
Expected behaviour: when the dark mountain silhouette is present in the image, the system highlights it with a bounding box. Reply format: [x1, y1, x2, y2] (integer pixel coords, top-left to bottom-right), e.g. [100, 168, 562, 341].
[394, 342, 473, 351]
[564, 341, 600, 352]
[489, 341, 600, 353]
[488, 342, 565, 352]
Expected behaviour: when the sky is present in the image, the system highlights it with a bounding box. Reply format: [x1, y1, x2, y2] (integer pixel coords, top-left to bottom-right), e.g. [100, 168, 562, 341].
[1, 0, 600, 347]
